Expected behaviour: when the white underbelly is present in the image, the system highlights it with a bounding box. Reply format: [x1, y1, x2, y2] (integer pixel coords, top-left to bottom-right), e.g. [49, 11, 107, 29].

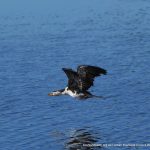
[67, 90, 78, 97]
[66, 90, 84, 98]
[63, 87, 84, 98]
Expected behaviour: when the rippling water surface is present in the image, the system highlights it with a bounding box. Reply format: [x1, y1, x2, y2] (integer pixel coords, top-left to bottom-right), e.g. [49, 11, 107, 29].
[0, 0, 150, 149]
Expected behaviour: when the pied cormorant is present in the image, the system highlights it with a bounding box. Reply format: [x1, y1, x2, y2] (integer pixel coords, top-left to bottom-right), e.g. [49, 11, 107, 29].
[48, 65, 107, 99]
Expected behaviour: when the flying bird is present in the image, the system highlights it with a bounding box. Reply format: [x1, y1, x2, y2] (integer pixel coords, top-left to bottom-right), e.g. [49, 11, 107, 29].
[48, 65, 107, 99]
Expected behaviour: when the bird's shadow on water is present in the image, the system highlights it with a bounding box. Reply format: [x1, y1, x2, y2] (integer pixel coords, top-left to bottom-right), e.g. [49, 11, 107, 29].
[65, 128, 102, 150]
[50, 128, 102, 150]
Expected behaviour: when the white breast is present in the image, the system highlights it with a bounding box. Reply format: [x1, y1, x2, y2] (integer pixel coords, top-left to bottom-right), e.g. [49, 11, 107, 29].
[66, 90, 78, 97]
[63, 88, 75, 97]
[63, 87, 84, 98]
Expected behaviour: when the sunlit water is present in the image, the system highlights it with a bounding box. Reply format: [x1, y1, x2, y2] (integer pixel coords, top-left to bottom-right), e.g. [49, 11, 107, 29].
[0, 0, 150, 150]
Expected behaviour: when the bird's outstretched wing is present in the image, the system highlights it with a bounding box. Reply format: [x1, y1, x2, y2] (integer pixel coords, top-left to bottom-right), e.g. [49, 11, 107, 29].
[63, 65, 107, 92]
[77, 65, 107, 78]
[62, 68, 79, 92]
[77, 65, 107, 91]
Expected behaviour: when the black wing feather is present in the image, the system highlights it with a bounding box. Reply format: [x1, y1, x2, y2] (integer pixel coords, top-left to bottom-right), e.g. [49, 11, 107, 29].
[77, 65, 107, 78]
[77, 65, 107, 91]
[62, 65, 107, 92]
[62, 68, 79, 92]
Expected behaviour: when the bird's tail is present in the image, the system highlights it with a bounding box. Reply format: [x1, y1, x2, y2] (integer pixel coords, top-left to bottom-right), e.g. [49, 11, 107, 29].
[91, 95, 104, 99]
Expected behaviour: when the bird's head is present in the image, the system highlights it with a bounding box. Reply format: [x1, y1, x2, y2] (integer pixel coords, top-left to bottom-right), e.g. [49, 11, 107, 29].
[48, 89, 65, 96]
[48, 91, 61, 96]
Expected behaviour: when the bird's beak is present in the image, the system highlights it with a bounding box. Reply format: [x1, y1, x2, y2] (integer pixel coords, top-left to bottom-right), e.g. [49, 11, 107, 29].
[48, 93, 54, 96]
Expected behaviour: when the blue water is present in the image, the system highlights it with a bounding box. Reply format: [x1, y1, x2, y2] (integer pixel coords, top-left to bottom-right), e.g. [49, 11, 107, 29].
[0, 0, 150, 150]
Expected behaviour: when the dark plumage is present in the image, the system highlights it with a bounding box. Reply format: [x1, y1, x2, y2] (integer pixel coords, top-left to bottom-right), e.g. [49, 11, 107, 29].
[63, 65, 107, 92]
[48, 65, 107, 99]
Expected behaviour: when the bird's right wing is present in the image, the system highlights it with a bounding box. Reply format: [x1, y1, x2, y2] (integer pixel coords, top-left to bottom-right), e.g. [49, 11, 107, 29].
[62, 68, 79, 91]
[77, 65, 107, 91]
[77, 65, 107, 78]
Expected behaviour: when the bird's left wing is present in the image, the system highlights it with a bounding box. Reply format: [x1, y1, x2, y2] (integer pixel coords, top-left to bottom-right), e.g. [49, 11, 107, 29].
[62, 68, 79, 91]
